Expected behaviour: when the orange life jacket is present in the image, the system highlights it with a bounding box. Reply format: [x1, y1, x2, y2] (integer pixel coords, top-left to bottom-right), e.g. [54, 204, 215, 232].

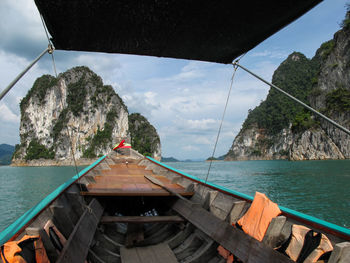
[217, 245, 234, 263]
[0, 235, 50, 263]
[237, 192, 281, 241]
[280, 225, 333, 263]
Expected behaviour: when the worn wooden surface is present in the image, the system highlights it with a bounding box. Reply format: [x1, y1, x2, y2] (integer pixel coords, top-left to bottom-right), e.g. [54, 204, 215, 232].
[120, 243, 178, 263]
[101, 216, 185, 224]
[172, 199, 294, 263]
[82, 163, 193, 197]
[328, 242, 350, 263]
[56, 198, 104, 263]
[262, 216, 287, 248]
[126, 224, 144, 248]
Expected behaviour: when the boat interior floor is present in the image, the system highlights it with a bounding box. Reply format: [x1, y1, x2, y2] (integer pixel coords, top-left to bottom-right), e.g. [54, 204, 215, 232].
[120, 243, 178, 263]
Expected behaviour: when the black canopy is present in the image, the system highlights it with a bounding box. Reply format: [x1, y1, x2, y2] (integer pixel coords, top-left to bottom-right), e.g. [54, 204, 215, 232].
[35, 0, 321, 64]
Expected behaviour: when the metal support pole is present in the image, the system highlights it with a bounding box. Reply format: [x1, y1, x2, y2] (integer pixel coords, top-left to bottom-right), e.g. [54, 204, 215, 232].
[0, 46, 51, 101]
[233, 62, 350, 136]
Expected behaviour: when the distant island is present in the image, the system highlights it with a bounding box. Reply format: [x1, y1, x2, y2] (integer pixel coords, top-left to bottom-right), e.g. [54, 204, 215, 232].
[206, 155, 226, 161]
[161, 157, 179, 162]
[206, 154, 226, 161]
[161, 157, 206, 162]
[0, 144, 15, 165]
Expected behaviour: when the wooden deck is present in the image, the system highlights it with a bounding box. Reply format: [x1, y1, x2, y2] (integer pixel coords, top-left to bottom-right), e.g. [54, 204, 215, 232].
[120, 243, 178, 263]
[81, 161, 194, 197]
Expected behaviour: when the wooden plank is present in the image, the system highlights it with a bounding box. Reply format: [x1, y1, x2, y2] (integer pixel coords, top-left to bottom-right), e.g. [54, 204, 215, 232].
[262, 216, 287, 247]
[56, 198, 104, 263]
[121, 243, 178, 263]
[80, 190, 194, 197]
[50, 204, 75, 239]
[229, 201, 247, 224]
[328, 242, 350, 263]
[167, 224, 194, 249]
[101, 216, 185, 224]
[172, 199, 294, 263]
[126, 223, 144, 247]
[121, 246, 142, 263]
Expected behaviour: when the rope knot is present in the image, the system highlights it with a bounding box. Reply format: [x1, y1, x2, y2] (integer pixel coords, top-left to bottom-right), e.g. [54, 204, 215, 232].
[48, 44, 54, 54]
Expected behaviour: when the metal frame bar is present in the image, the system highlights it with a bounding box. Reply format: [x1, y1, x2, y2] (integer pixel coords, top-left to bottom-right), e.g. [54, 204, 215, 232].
[0, 46, 50, 101]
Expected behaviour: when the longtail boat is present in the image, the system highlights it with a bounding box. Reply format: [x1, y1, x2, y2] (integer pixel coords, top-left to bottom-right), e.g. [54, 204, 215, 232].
[1, 148, 349, 262]
[1, 0, 350, 262]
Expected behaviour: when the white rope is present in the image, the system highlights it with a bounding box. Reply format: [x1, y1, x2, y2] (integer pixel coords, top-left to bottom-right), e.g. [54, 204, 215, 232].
[201, 63, 239, 197]
[39, 11, 80, 177]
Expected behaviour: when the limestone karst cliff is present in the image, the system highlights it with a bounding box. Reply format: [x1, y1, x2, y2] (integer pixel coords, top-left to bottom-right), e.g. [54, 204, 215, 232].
[226, 11, 350, 161]
[12, 66, 161, 165]
[129, 113, 161, 159]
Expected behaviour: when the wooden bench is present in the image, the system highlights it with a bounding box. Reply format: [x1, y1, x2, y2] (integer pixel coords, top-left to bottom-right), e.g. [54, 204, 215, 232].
[101, 215, 185, 224]
[172, 198, 294, 263]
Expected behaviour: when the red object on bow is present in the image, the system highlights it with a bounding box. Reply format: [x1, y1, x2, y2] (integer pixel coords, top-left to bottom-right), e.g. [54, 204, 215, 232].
[113, 139, 125, 150]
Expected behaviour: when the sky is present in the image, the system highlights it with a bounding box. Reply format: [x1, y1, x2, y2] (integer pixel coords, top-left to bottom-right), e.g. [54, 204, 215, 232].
[0, 0, 348, 160]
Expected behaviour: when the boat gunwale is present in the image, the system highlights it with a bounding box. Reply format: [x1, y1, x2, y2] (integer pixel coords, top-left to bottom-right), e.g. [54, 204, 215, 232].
[146, 156, 350, 241]
[0, 155, 107, 246]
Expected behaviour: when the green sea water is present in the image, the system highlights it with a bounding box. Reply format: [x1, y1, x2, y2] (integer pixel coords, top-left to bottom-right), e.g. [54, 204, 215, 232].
[0, 160, 349, 233]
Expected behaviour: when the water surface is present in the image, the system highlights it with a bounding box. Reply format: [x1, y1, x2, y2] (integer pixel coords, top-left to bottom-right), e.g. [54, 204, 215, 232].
[0, 160, 349, 232]
[167, 159, 350, 228]
[0, 166, 82, 232]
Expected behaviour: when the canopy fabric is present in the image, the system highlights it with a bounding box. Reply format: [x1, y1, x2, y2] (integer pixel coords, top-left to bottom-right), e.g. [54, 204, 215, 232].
[34, 0, 321, 64]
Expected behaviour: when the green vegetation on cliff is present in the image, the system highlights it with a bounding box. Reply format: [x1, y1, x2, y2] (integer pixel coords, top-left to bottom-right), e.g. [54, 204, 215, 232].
[241, 52, 320, 136]
[325, 88, 350, 114]
[67, 76, 87, 117]
[83, 109, 120, 158]
[341, 4, 350, 30]
[25, 140, 54, 160]
[20, 75, 58, 115]
[129, 113, 160, 157]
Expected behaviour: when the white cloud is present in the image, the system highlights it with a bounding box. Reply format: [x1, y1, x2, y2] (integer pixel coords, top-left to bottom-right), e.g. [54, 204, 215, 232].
[250, 50, 289, 59]
[73, 53, 122, 80]
[0, 104, 20, 123]
[174, 118, 218, 131]
[0, 0, 47, 58]
[182, 145, 200, 152]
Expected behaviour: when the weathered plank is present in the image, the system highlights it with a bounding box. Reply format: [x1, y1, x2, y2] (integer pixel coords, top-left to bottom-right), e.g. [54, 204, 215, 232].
[126, 224, 144, 248]
[172, 199, 294, 263]
[120, 243, 178, 263]
[209, 192, 235, 221]
[262, 216, 287, 248]
[328, 242, 350, 263]
[167, 224, 195, 249]
[80, 190, 194, 197]
[229, 201, 247, 224]
[56, 198, 104, 263]
[101, 216, 185, 224]
[50, 204, 75, 239]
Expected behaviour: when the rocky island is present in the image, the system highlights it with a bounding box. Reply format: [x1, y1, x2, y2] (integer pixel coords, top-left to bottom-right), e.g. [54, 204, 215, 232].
[226, 12, 350, 161]
[12, 66, 161, 166]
